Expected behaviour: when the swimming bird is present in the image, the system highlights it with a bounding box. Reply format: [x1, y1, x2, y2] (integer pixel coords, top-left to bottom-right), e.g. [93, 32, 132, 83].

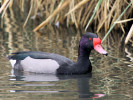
[7, 32, 108, 74]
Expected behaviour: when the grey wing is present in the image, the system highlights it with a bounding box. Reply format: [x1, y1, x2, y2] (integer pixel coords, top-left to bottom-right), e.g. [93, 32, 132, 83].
[7, 51, 74, 65]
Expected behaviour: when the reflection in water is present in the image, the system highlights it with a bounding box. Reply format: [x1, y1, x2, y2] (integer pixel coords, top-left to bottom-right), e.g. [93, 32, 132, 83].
[10, 69, 59, 82]
[10, 69, 105, 99]
[125, 47, 133, 62]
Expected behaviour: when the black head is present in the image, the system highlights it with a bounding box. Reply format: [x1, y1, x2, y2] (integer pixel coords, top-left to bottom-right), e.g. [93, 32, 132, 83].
[79, 32, 108, 55]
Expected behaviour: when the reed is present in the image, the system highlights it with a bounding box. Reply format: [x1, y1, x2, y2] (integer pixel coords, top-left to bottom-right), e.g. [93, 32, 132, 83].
[33, 0, 70, 32]
[0, 0, 10, 14]
[102, 2, 133, 43]
[85, 0, 102, 31]
[0, 0, 133, 37]
[125, 24, 133, 44]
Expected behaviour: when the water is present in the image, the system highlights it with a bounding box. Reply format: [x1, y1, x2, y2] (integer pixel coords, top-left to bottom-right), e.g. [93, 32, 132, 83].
[0, 7, 133, 100]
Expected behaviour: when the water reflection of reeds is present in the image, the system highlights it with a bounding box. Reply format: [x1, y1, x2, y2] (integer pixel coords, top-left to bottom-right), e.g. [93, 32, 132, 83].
[90, 32, 133, 98]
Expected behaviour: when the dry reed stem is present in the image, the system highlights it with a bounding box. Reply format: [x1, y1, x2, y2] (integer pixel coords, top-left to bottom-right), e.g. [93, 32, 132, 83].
[50, 0, 56, 18]
[50, 0, 64, 23]
[114, 18, 133, 23]
[107, 0, 117, 28]
[1, 0, 11, 18]
[97, 16, 108, 33]
[33, 0, 70, 32]
[65, 0, 89, 17]
[23, 0, 33, 27]
[104, 0, 107, 32]
[81, 1, 94, 27]
[120, 23, 125, 34]
[70, 0, 75, 23]
[102, 2, 132, 43]
[77, 6, 83, 25]
[85, 0, 102, 31]
[69, 0, 78, 28]
[0, 0, 9, 13]
[125, 24, 133, 44]
[20, 0, 24, 12]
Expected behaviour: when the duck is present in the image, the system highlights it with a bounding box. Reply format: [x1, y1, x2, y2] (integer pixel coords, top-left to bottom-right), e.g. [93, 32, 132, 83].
[7, 32, 108, 75]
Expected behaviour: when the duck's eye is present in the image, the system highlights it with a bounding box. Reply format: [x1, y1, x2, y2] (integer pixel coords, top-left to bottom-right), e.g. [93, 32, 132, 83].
[89, 38, 92, 40]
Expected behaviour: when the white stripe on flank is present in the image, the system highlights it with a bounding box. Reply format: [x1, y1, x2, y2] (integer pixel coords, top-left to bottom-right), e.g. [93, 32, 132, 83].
[9, 60, 16, 68]
[21, 56, 60, 74]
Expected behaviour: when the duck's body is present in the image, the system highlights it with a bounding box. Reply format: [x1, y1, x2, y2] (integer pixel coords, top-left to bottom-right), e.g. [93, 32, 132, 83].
[8, 51, 91, 74]
[8, 32, 107, 74]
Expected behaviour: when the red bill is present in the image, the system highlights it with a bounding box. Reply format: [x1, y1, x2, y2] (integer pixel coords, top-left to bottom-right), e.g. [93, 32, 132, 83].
[93, 38, 108, 56]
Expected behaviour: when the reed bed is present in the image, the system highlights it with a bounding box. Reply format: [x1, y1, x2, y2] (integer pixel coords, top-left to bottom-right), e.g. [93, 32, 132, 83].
[0, 0, 133, 42]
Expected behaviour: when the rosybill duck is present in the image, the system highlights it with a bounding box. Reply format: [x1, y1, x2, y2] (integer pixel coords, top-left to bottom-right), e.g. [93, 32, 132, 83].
[7, 32, 108, 75]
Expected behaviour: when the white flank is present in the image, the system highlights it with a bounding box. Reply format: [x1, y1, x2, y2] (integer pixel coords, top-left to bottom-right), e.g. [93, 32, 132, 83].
[21, 56, 60, 74]
[9, 60, 16, 68]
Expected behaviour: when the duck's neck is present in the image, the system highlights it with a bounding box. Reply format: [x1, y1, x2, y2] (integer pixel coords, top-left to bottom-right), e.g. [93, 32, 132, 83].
[78, 45, 91, 61]
[69, 45, 92, 74]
